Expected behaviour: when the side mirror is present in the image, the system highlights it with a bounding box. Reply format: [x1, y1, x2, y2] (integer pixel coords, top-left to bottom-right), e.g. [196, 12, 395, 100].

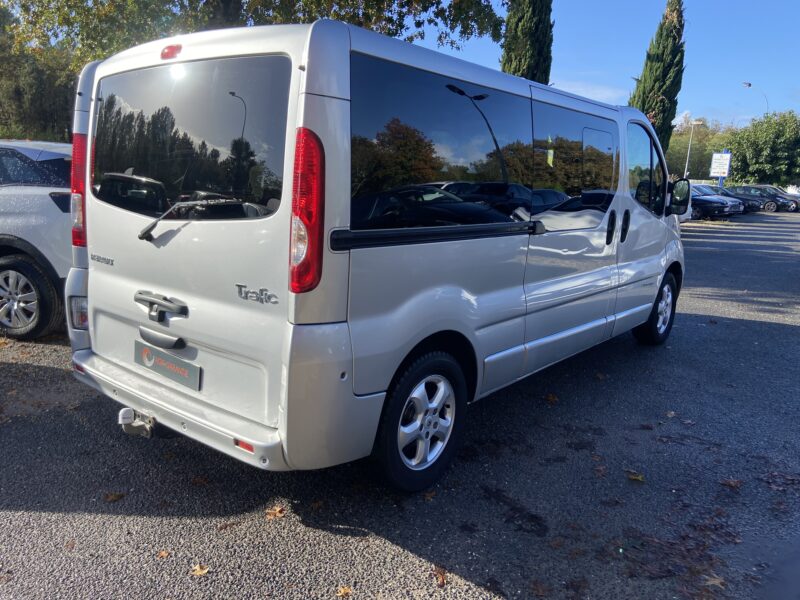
[667, 178, 690, 216]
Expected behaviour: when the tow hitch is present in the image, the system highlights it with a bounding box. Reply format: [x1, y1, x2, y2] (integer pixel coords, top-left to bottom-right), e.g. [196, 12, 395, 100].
[118, 407, 154, 438]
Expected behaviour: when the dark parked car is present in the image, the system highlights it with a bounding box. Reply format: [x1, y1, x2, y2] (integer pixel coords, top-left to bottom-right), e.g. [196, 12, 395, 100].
[726, 185, 797, 212]
[689, 188, 729, 220]
[700, 184, 762, 212]
[692, 184, 744, 215]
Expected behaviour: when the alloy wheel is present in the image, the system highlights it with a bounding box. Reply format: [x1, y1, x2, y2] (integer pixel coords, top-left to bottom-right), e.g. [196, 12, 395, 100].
[764, 201, 777, 212]
[656, 284, 673, 335]
[397, 375, 456, 471]
[0, 270, 38, 329]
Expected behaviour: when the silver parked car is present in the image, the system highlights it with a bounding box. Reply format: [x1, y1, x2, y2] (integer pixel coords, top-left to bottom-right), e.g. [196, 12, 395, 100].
[66, 21, 690, 491]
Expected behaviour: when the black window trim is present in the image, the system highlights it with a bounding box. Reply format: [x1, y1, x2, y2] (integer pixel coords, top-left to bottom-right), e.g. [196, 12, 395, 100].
[330, 220, 545, 251]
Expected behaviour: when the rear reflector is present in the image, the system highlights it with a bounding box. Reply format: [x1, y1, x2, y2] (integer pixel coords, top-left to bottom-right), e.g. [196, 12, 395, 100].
[290, 128, 325, 293]
[234, 439, 255, 453]
[71, 133, 87, 247]
[161, 44, 182, 60]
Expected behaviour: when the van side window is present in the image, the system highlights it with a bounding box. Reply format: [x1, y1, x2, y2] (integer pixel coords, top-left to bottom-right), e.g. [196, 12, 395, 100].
[350, 53, 534, 230]
[626, 123, 666, 215]
[530, 102, 619, 232]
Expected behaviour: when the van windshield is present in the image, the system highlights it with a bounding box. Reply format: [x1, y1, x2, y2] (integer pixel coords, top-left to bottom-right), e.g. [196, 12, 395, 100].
[92, 55, 291, 219]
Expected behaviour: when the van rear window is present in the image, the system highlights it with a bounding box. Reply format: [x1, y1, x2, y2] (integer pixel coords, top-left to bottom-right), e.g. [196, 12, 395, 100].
[93, 55, 291, 219]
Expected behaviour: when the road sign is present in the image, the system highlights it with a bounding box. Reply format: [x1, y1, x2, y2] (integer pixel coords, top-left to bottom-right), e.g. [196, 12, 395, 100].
[710, 152, 732, 178]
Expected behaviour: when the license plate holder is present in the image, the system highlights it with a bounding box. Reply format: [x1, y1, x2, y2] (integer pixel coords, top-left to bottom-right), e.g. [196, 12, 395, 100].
[134, 341, 202, 391]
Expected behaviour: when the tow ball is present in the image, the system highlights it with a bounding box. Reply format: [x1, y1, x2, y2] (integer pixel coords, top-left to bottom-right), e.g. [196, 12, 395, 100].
[118, 407, 154, 438]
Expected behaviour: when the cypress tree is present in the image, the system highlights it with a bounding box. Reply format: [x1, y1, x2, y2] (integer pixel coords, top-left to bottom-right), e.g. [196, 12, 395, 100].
[629, 0, 686, 152]
[500, 0, 553, 85]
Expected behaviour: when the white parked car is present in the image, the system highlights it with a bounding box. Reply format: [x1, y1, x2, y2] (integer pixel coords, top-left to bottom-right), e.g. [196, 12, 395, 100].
[0, 140, 72, 339]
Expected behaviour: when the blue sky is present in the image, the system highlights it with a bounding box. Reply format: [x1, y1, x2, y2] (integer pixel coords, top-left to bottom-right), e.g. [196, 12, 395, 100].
[414, 0, 796, 126]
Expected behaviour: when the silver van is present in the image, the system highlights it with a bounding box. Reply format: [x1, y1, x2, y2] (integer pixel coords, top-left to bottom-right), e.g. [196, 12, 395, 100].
[66, 20, 690, 491]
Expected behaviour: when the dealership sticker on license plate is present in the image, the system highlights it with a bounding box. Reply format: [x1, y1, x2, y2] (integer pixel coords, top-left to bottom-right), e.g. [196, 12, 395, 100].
[134, 341, 202, 391]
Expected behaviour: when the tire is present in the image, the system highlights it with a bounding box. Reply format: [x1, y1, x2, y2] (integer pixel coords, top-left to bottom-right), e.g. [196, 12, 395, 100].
[374, 352, 467, 492]
[788, 201, 798, 213]
[764, 201, 778, 213]
[691, 206, 702, 220]
[633, 273, 678, 346]
[0, 254, 62, 340]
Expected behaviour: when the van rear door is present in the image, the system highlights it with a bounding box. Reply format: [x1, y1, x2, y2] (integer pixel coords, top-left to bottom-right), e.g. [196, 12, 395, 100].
[86, 55, 293, 428]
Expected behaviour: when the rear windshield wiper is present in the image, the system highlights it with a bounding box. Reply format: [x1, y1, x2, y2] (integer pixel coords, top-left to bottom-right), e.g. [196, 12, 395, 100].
[138, 192, 245, 241]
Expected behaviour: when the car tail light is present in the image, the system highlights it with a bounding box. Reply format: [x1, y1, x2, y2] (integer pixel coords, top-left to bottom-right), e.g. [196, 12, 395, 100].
[290, 127, 325, 293]
[71, 133, 87, 247]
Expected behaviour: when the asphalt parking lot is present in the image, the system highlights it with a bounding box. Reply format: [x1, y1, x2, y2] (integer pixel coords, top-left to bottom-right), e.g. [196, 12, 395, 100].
[1, 212, 799, 600]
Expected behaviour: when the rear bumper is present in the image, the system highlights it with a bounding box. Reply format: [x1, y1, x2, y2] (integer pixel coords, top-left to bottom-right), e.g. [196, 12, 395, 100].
[72, 349, 290, 471]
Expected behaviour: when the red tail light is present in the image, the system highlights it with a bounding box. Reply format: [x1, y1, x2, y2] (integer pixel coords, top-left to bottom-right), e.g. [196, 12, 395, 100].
[290, 127, 325, 293]
[71, 133, 87, 247]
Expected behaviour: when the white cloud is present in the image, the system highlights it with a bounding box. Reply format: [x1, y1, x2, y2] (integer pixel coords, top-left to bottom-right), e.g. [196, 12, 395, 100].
[549, 80, 629, 105]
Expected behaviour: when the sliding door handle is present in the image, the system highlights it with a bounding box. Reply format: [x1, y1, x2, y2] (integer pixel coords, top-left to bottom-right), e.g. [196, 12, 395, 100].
[620, 210, 631, 243]
[606, 210, 617, 245]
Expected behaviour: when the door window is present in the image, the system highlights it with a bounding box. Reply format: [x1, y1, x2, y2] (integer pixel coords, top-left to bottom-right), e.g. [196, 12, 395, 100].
[350, 53, 534, 230]
[530, 102, 619, 231]
[626, 123, 666, 215]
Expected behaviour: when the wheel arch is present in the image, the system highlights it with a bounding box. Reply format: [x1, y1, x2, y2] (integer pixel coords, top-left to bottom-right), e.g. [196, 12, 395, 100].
[665, 261, 683, 294]
[388, 330, 479, 405]
[0, 235, 63, 297]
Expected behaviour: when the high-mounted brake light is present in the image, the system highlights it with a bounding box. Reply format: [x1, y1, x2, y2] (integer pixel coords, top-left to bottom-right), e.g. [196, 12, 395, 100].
[71, 133, 87, 247]
[161, 44, 182, 60]
[290, 128, 325, 293]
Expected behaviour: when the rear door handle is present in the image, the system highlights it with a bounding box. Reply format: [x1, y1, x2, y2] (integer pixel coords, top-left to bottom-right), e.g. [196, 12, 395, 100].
[134, 291, 188, 322]
[139, 325, 186, 349]
[606, 210, 617, 245]
[620, 210, 631, 243]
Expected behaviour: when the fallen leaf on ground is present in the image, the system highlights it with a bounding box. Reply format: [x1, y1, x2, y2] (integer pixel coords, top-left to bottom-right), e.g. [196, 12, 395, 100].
[310, 500, 324, 511]
[624, 469, 645, 482]
[666, 411, 676, 418]
[217, 521, 242, 531]
[433, 565, 447, 588]
[265, 506, 286, 520]
[190, 564, 209, 577]
[335, 586, 352, 598]
[423, 490, 436, 502]
[103, 492, 125, 503]
[591, 454, 603, 462]
[0, 339, 9, 348]
[544, 393, 559, 405]
[721, 479, 743, 491]
[64, 539, 76, 551]
[702, 573, 725, 589]
[548, 537, 565, 550]
[156, 550, 169, 559]
[594, 465, 607, 478]
[191, 476, 209, 486]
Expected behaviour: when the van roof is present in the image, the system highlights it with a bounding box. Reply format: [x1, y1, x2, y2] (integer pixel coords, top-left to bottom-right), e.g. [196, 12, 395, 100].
[96, 20, 633, 121]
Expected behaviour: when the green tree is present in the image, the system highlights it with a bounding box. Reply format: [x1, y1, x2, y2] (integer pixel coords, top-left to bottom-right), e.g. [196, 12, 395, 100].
[629, 0, 685, 152]
[500, 0, 553, 85]
[725, 112, 800, 185]
[0, 7, 73, 140]
[8, 0, 504, 71]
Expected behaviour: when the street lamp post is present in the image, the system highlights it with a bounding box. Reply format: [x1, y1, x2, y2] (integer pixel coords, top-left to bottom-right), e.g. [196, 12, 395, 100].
[228, 91, 247, 140]
[683, 119, 704, 178]
[445, 84, 509, 183]
[742, 82, 770, 114]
